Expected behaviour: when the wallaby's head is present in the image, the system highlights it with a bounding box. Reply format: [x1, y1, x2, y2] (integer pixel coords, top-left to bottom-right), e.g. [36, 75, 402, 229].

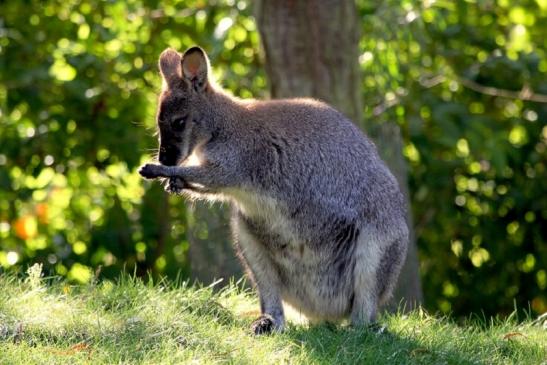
[156, 46, 213, 166]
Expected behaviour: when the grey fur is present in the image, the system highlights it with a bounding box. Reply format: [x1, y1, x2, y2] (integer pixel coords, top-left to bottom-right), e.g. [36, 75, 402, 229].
[139, 46, 409, 334]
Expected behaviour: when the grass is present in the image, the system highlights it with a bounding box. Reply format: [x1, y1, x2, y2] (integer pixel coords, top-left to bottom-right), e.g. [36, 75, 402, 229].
[0, 267, 545, 364]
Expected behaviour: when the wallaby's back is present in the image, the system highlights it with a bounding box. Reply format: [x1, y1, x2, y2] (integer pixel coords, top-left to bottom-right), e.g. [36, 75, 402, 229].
[228, 97, 405, 235]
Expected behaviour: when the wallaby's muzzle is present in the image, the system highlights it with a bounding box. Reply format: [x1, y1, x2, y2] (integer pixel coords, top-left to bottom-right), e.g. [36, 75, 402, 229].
[159, 144, 180, 166]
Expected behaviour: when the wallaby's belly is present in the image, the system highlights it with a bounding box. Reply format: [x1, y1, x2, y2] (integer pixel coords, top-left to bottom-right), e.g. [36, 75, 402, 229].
[270, 244, 353, 321]
[232, 193, 355, 321]
[249, 216, 354, 321]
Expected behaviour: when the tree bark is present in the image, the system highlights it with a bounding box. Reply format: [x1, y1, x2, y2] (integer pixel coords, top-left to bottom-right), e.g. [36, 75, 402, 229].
[139, 184, 171, 276]
[255, 0, 422, 309]
[370, 122, 423, 309]
[187, 203, 242, 284]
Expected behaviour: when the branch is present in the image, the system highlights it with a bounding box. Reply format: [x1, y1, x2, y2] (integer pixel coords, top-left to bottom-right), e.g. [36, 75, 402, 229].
[458, 77, 547, 103]
[372, 88, 408, 116]
[372, 97, 400, 116]
[149, 8, 195, 19]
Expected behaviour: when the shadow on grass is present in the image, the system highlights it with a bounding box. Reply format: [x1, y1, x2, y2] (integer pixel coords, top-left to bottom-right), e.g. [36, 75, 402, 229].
[283, 322, 484, 365]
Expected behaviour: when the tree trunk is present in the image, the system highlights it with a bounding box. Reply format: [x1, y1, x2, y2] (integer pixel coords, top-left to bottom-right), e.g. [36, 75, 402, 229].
[255, 0, 422, 309]
[187, 203, 242, 284]
[139, 184, 171, 277]
[370, 122, 423, 309]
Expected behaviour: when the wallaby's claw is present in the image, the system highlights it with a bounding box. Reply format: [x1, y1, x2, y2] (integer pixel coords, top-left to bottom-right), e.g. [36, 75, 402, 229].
[138, 164, 165, 179]
[165, 177, 185, 194]
[251, 315, 275, 335]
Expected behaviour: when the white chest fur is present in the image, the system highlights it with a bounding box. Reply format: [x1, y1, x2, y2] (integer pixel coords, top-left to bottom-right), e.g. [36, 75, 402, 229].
[228, 189, 301, 246]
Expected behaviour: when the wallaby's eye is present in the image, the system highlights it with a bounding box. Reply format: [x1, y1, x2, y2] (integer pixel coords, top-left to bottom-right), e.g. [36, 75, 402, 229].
[172, 116, 187, 130]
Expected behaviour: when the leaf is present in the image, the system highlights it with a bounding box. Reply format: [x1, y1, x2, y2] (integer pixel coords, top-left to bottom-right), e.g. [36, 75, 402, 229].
[503, 332, 528, 340]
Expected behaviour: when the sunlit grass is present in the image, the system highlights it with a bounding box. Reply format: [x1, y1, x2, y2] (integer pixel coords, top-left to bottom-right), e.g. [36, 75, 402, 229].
[0, 268, 545, 364]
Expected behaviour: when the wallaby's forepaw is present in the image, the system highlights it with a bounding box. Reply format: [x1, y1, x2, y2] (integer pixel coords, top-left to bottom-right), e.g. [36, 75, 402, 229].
[251, 314, 283, 335]
[165, 177, 185, 194]
[138, 164, 166, 179]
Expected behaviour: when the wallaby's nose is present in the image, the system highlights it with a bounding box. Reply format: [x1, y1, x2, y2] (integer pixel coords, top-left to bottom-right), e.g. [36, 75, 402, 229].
[159, 146, 178, 166]
[159, 153, 175, 166]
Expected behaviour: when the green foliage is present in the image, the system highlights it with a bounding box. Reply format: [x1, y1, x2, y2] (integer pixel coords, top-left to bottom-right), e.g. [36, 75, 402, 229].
[0, 0, 545, 318]
[0, 0, 263, 280]
[1, 273, 545, 364]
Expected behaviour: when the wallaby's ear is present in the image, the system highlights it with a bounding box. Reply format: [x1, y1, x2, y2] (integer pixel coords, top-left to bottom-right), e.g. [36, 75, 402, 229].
[181, 46, 209, 93]
[159, 48, 182, 89]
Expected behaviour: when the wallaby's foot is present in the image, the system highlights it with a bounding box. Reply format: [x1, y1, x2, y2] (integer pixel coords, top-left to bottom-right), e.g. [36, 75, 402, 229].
[138, 164, 166, 179]
[367, 322, 387, 335]
[350, 319, 386, 333]
[166, 177, 185, 194]
[251, 315, 283, 335]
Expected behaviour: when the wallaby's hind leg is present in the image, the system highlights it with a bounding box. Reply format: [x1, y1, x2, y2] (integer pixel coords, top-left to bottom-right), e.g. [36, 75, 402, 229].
[350, 262, 379, 326]
[351, 232, 408, 326]
[376, 234, 408, 307]
[233, 214, 285, 335]
[350, 234, 383, 326]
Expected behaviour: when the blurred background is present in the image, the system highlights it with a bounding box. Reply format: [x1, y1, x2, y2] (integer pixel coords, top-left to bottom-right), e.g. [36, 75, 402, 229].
[0, 0, 545, 318]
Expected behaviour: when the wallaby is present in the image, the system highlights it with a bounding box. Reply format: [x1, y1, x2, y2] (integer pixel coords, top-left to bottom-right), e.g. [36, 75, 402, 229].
[139, 46, 409, 335]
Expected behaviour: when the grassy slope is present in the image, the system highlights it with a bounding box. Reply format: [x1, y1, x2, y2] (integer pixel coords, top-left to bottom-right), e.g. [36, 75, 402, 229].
[0, 273, 545, 365]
